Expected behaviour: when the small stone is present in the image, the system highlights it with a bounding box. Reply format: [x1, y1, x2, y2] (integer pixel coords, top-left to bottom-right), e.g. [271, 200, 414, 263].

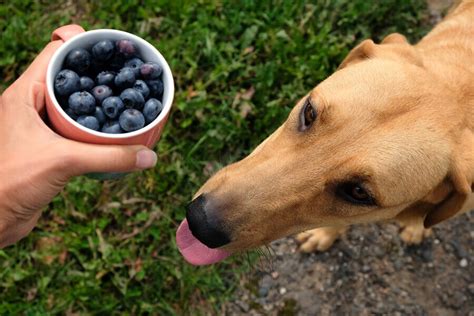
[258, 275, 272, 298]
[235, 300, 249, 312]
[421, 248, 433, 262]
[451, 241, 468, 259]
[460, 258, 468, 267]
[271, 271, 279, 279]
[373, 245, 386, 257]
[468, 283, 474, 295]
[263, 304, 273, 311]
[279, 287, 287, 295]
[394, 259, 403, 270]
[362, 265, 371, 273]
[258, 286, 269, 297]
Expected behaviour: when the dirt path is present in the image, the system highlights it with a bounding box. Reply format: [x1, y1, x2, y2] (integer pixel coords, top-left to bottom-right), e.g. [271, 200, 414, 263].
[223, 214, 473, 315]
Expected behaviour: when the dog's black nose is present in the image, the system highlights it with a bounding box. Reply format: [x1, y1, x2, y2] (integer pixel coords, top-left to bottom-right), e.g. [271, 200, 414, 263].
[186, 194, 230, 248]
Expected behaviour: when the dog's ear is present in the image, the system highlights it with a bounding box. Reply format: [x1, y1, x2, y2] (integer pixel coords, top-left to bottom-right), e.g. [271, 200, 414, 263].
[381, 33, 408, 44]
[338, 39, 377, 69]
[424, 137, 474, 227]
[338, 33, 423, 70]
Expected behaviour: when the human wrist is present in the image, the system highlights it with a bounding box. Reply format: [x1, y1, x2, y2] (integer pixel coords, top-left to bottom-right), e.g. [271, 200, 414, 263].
[0, 186, 14, 248]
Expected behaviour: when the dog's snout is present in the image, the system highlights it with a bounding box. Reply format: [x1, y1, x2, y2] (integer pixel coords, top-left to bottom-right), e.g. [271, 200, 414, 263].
[186, 194, 230, 248]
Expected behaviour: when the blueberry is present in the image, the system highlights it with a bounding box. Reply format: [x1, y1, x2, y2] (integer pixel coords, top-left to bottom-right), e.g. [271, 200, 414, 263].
[91, 85, 113, 104]
[64, 107, 78, 120]
[140, 62, 162, 80]
[116, 39, 137, 58]
[146, 80, 164, 98]
[54, 69, 81, 97]
[120, 88, 145, 110]
[102, 96, 125, 119]
[94, 106, 106, 125]
[109, 54, 126, 71]
[79, 76, 95, 91]
[119, 109, 145, 132]
[133, 80, 150, 98]
[91, 40, 115, 62]
[114, 67, 136, 89]
[124, 58, 144, 76]
[88, 59, 106, 76]
[96, 71, 116, 87]
[64, 48, 91, 74]
[77, 115, 100, 131]
[143, 98, 163, 124]
[68, 91, 96, 115]
[101, 121, 123, 134]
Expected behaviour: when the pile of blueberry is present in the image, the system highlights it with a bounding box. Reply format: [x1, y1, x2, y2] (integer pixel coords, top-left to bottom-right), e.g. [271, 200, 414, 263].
[54, 39, 164, 133]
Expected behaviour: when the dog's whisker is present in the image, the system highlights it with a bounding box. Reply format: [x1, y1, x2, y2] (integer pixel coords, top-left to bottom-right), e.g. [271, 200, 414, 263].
[264, 245, 276, 271]
[249, 245, 274, 272]
[245, 251, 258, 276]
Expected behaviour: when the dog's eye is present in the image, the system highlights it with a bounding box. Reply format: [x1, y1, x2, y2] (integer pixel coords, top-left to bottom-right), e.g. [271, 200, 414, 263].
[336, 182, 376, 206]
[300, 98, 317, 131]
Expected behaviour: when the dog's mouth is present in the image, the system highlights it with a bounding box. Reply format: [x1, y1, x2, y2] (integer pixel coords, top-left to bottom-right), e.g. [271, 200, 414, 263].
[176, 219, 231, 265]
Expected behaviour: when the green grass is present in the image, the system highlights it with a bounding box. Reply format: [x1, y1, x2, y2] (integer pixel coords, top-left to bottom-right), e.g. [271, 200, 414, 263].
[0, 0, 429, 314]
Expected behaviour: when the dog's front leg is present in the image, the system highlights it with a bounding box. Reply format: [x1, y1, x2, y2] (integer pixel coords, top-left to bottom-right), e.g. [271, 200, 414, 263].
[398, 219, 432, 245]
[295, 226, 348, 252]
[395, 202, 435, 245]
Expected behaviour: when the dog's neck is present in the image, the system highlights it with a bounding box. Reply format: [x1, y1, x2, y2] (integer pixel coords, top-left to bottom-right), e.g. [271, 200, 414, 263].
[416, 1, 474, 130]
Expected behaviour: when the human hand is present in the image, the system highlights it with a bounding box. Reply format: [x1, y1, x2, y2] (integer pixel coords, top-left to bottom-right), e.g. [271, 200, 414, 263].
[0, 33, 157, 248]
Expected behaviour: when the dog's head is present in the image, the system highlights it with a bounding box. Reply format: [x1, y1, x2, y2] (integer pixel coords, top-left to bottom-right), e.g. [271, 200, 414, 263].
[176, 34, 473, 265]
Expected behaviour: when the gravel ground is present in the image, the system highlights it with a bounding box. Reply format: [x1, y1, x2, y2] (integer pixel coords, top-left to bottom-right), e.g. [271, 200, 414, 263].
[223, 214, 473, 315]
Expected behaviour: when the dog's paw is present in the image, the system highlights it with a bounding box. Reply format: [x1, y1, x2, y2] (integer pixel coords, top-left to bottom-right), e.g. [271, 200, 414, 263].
[400, 225, 432, 245]
[295, 227, 345, 253]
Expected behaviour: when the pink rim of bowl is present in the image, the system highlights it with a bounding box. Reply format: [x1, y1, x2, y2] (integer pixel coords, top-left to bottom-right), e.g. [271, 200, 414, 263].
[46, 27, 175, 147]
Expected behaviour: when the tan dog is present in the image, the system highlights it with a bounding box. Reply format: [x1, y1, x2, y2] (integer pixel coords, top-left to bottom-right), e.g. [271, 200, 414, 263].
[176, 1, 474, 265]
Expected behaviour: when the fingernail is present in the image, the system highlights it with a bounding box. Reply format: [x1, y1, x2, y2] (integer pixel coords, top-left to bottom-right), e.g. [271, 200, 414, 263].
[136, 150, 157, 169]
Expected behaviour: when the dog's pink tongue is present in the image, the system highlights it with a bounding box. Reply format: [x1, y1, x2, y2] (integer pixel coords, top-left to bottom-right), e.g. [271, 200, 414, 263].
[176, 219, 231, 265]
